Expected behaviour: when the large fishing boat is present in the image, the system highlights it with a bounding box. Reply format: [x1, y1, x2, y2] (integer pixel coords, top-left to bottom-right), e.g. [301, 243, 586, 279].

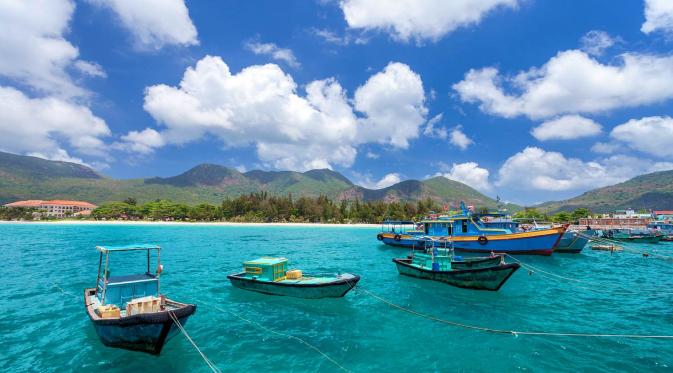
[377, 203, 566, 255]
[84, 244, 196, 355]
[393, 248, 520, 291]
[228, 257, 360, 298]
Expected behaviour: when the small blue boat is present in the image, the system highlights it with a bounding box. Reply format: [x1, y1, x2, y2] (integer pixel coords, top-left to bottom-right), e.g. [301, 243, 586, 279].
[84, 244, 196, 355]
[228, 257, 360, 298]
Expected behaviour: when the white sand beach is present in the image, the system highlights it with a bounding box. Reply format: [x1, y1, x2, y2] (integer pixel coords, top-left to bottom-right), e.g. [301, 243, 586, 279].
[0, 220, 380, 228]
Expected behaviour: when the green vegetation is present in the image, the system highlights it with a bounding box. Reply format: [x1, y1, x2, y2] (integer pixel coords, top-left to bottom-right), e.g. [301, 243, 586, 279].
[538, 170, 673, 213]
[0, 151, 514, 210]
[92, 194, 445, 223]
[513, 207, 591, 223]
[0, 206, 36, 221]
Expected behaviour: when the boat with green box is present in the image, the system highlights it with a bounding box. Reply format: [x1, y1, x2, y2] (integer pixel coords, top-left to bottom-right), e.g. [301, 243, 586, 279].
[227, 257, 360, 298]
[393, 249, 520, 291]
[84, 244, 196, 355]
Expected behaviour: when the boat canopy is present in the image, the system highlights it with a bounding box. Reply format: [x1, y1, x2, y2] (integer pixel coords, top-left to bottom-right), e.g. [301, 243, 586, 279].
[381, 220, 415, 225]
[96, 244, 161, 253]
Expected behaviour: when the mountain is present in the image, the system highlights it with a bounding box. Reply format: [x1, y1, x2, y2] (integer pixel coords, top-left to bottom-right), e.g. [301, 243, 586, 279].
[537, 170, 673, 213]
[0, 151, 507, 208]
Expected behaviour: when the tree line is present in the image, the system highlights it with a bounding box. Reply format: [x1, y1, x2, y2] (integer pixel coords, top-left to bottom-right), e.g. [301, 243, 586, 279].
[90, 194, 444, 223]
[512, 207, 590, 223]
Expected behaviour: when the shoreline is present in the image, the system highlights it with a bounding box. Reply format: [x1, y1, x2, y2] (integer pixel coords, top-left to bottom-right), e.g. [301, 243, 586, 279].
[0, 220, 380, 228]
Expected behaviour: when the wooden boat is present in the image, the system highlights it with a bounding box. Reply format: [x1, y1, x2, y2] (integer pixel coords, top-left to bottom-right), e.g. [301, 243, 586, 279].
[377, 202, 565, 255]
[603, 229, 662, 243]
[393, 252, 519, 291]
[84, 244, 196, 355]
[554, 231, 589, 253]
[228, 257, 360, 298]
[407, 252, 505, 270]
[591, 244, 623, 252]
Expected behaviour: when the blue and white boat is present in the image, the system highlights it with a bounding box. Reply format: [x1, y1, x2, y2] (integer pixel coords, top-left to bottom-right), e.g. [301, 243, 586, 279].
[377, 203, 566, 255]
[84, 244, 196, 355]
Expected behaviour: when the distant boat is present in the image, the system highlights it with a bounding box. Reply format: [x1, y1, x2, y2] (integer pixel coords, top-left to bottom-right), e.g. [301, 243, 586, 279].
[84, 244, 196, 355]
[228, 257, 359, 298]
[377, 203, 566, 255]
[393, 250, 520, 291]
[647, 222, 673, 241]
[603, 228, 662, 243]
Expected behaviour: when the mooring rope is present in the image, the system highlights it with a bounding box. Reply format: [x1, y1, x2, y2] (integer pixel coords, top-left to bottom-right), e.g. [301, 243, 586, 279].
[354, 286, 673, 339]
[168, 310, 221, 373]
[201, 301, 353, 373]
[577, 232, 673, 261]
[51, 282, 79, 299]
[504, 254, 673, 295]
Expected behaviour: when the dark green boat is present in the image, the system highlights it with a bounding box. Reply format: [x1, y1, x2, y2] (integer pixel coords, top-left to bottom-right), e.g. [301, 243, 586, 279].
[393, 252, 519, 291]
[603, 229, 662, 243]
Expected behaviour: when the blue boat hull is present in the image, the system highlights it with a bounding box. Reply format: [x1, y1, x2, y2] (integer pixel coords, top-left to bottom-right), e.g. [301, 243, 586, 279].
[85, 289, 196, 355]
[378, 228, 565, 255]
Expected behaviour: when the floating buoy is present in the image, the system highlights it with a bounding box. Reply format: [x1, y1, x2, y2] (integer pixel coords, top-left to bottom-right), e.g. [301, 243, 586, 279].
[643, 253, 650, 257]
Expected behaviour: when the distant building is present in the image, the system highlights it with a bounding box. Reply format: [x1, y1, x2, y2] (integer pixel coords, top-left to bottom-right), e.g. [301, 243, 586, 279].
[613, 209, 651, 219]
[579, 217, 651, 228]
[653, 210, 673, 221]
[4, 200, 97, 218]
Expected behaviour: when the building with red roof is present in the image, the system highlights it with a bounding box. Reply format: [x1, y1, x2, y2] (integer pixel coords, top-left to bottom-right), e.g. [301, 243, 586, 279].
[4, 200, 97, 218]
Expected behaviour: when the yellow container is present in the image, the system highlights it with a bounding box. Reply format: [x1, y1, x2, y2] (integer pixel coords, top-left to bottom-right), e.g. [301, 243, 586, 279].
[97, 305, 120, 319]
[286, 269, 302, 280]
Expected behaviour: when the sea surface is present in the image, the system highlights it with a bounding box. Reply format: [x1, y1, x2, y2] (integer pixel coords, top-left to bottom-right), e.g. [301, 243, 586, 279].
[1, 223, 673, 372]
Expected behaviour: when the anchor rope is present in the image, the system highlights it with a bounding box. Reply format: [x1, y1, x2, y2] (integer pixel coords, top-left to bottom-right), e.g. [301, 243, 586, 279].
[201, 301, 353, 373]
[504, 254, 673, 295]
[353, 286, 673, 339]
[51, 282, 79, 299]
[168, 310, 221, 373]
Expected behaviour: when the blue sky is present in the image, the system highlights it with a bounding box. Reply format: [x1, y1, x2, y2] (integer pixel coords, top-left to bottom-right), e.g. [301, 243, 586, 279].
[2, 0, 673, 205]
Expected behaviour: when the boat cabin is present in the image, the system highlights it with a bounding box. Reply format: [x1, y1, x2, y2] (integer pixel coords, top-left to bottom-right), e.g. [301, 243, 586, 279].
[420, 215, 509, 237]
[380, 220, 418, 234]
[95, 244, 162, 310]
[647, 222, 673, 233]
[243, 257, 289, 282]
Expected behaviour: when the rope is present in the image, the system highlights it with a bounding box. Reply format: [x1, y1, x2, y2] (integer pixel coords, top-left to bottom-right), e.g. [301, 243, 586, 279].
[51, 282, 79, 299]
[168, 310, 221, 373]
[355, 286, 673, 339]
[577, 232, 673, 261]
[202, 301, 353, 373]
[504, 254, 673, 295]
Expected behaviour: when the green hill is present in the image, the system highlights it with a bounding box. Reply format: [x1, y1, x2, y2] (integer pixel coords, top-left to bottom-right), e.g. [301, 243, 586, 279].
[0, 151, 511, 209]
[537, 170, 673, 213]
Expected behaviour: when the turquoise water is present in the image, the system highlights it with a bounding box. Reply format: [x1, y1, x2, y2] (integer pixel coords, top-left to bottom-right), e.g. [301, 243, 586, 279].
[1, 223, 673, 372]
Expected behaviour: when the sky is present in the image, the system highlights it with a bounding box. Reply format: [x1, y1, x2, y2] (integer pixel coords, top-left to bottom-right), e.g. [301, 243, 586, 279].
[2, 0, 673, 205]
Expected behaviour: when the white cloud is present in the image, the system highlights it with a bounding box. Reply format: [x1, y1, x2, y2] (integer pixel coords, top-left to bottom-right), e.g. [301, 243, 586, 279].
[531, 115, 602, 141]
[453, 50, 673, 119]
[449, 125, 474, 150]
[90, 0, 198, 50]
[355, 62, 427, 148]
[610, 116, 673, 157]
[115, 128, 164, 154]
[436, 162, 491, 192]
[580, 30, 617, 56]
[642, 0, 673, 35]
[0, 86, 111, 162]
[423, 113, 448, 139]
[0, 0, 95, 97]
[590, 141, 620, 154]
[340, 0, 519, 43]
[244, 41, 300, 68]
[365, 151, 379, 159]
[120, 56, 427, 171]
[74, 60, 107, 78]
[357, 172, 402, 189]
[496, 147, 673, 192]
